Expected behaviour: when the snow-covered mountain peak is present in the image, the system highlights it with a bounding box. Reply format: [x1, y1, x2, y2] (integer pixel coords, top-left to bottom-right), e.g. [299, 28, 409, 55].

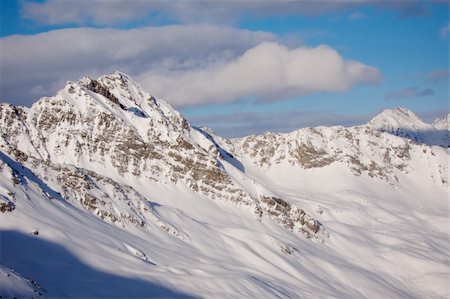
[367, 107, 448, 147]
[29, 72, 191, 145]
[368, 107, 428, 131]
[68, 71, 172, 116]
[433, 114, 450, 130]
[1, 72, 324, 243]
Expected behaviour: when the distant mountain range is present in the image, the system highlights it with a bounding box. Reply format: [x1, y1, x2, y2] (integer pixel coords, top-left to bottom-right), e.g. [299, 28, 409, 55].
[1, 72, 448, 298]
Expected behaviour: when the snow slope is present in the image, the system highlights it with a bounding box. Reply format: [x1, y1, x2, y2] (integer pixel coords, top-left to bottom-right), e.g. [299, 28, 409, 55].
[0, 72, 448, 298]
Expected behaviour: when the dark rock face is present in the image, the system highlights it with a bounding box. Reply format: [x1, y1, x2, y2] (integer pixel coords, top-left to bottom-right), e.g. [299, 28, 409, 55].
[260, 196, 320, 236]
[0, 201, 15, 213]
[84, 78, 125, 109]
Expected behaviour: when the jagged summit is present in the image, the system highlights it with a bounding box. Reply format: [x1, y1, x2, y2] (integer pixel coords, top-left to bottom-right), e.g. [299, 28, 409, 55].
[57, 71, 182, 122]
[77, 71, 182, 120]
[368, 107, 429, 131]
[29, 71, 191, 147]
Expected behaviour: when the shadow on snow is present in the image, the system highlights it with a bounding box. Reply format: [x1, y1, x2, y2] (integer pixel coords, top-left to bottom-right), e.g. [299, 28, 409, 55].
[378, 128, 449, 147]
[0, 230, 197, 298]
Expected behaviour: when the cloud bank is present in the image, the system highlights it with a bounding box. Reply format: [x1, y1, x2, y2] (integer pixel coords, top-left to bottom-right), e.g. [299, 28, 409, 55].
[440, 23, 450, 38]
[139, 42, 381, 105]
[385, 87, 434, 100]
[426, 69, 450, 83]
[0, 25, 274, 105]
[1, 26, 380, 107]
[21, 0, 439, 26]
[20, 0, 357, 26]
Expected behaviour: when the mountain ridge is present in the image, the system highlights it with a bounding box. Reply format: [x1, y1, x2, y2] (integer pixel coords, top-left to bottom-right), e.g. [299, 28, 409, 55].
[0, 72, 448, 298]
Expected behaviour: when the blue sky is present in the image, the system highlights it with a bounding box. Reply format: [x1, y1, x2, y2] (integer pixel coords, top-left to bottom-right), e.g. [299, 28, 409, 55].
[1, 0, 448, 137]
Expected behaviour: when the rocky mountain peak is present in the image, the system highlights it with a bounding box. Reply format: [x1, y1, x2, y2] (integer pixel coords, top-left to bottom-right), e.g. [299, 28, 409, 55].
[75, 71, 186, 129]
[0, 72, 324, 239]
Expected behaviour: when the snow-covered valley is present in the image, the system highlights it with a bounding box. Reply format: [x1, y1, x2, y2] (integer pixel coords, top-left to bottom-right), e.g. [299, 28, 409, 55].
[0, 72, 448, 298]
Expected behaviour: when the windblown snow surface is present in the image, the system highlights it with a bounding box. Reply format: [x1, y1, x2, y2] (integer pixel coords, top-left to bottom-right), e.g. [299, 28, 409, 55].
[0, 72, 448, 298]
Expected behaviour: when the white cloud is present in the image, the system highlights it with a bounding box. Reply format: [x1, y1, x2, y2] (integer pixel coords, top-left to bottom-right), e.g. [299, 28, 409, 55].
[138, 42, 381, 106]
[440, 23, 450, 39]
[20, 0, 359, 25]
[385, 87, 434, 100]
[0, 26, 380, 107]
[21, 0, 436, 26]
[21, 0, 154, 25]
[426, 69, 450, 83]
[0, 25, 274, 105]
[348, 12, 366, 20]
